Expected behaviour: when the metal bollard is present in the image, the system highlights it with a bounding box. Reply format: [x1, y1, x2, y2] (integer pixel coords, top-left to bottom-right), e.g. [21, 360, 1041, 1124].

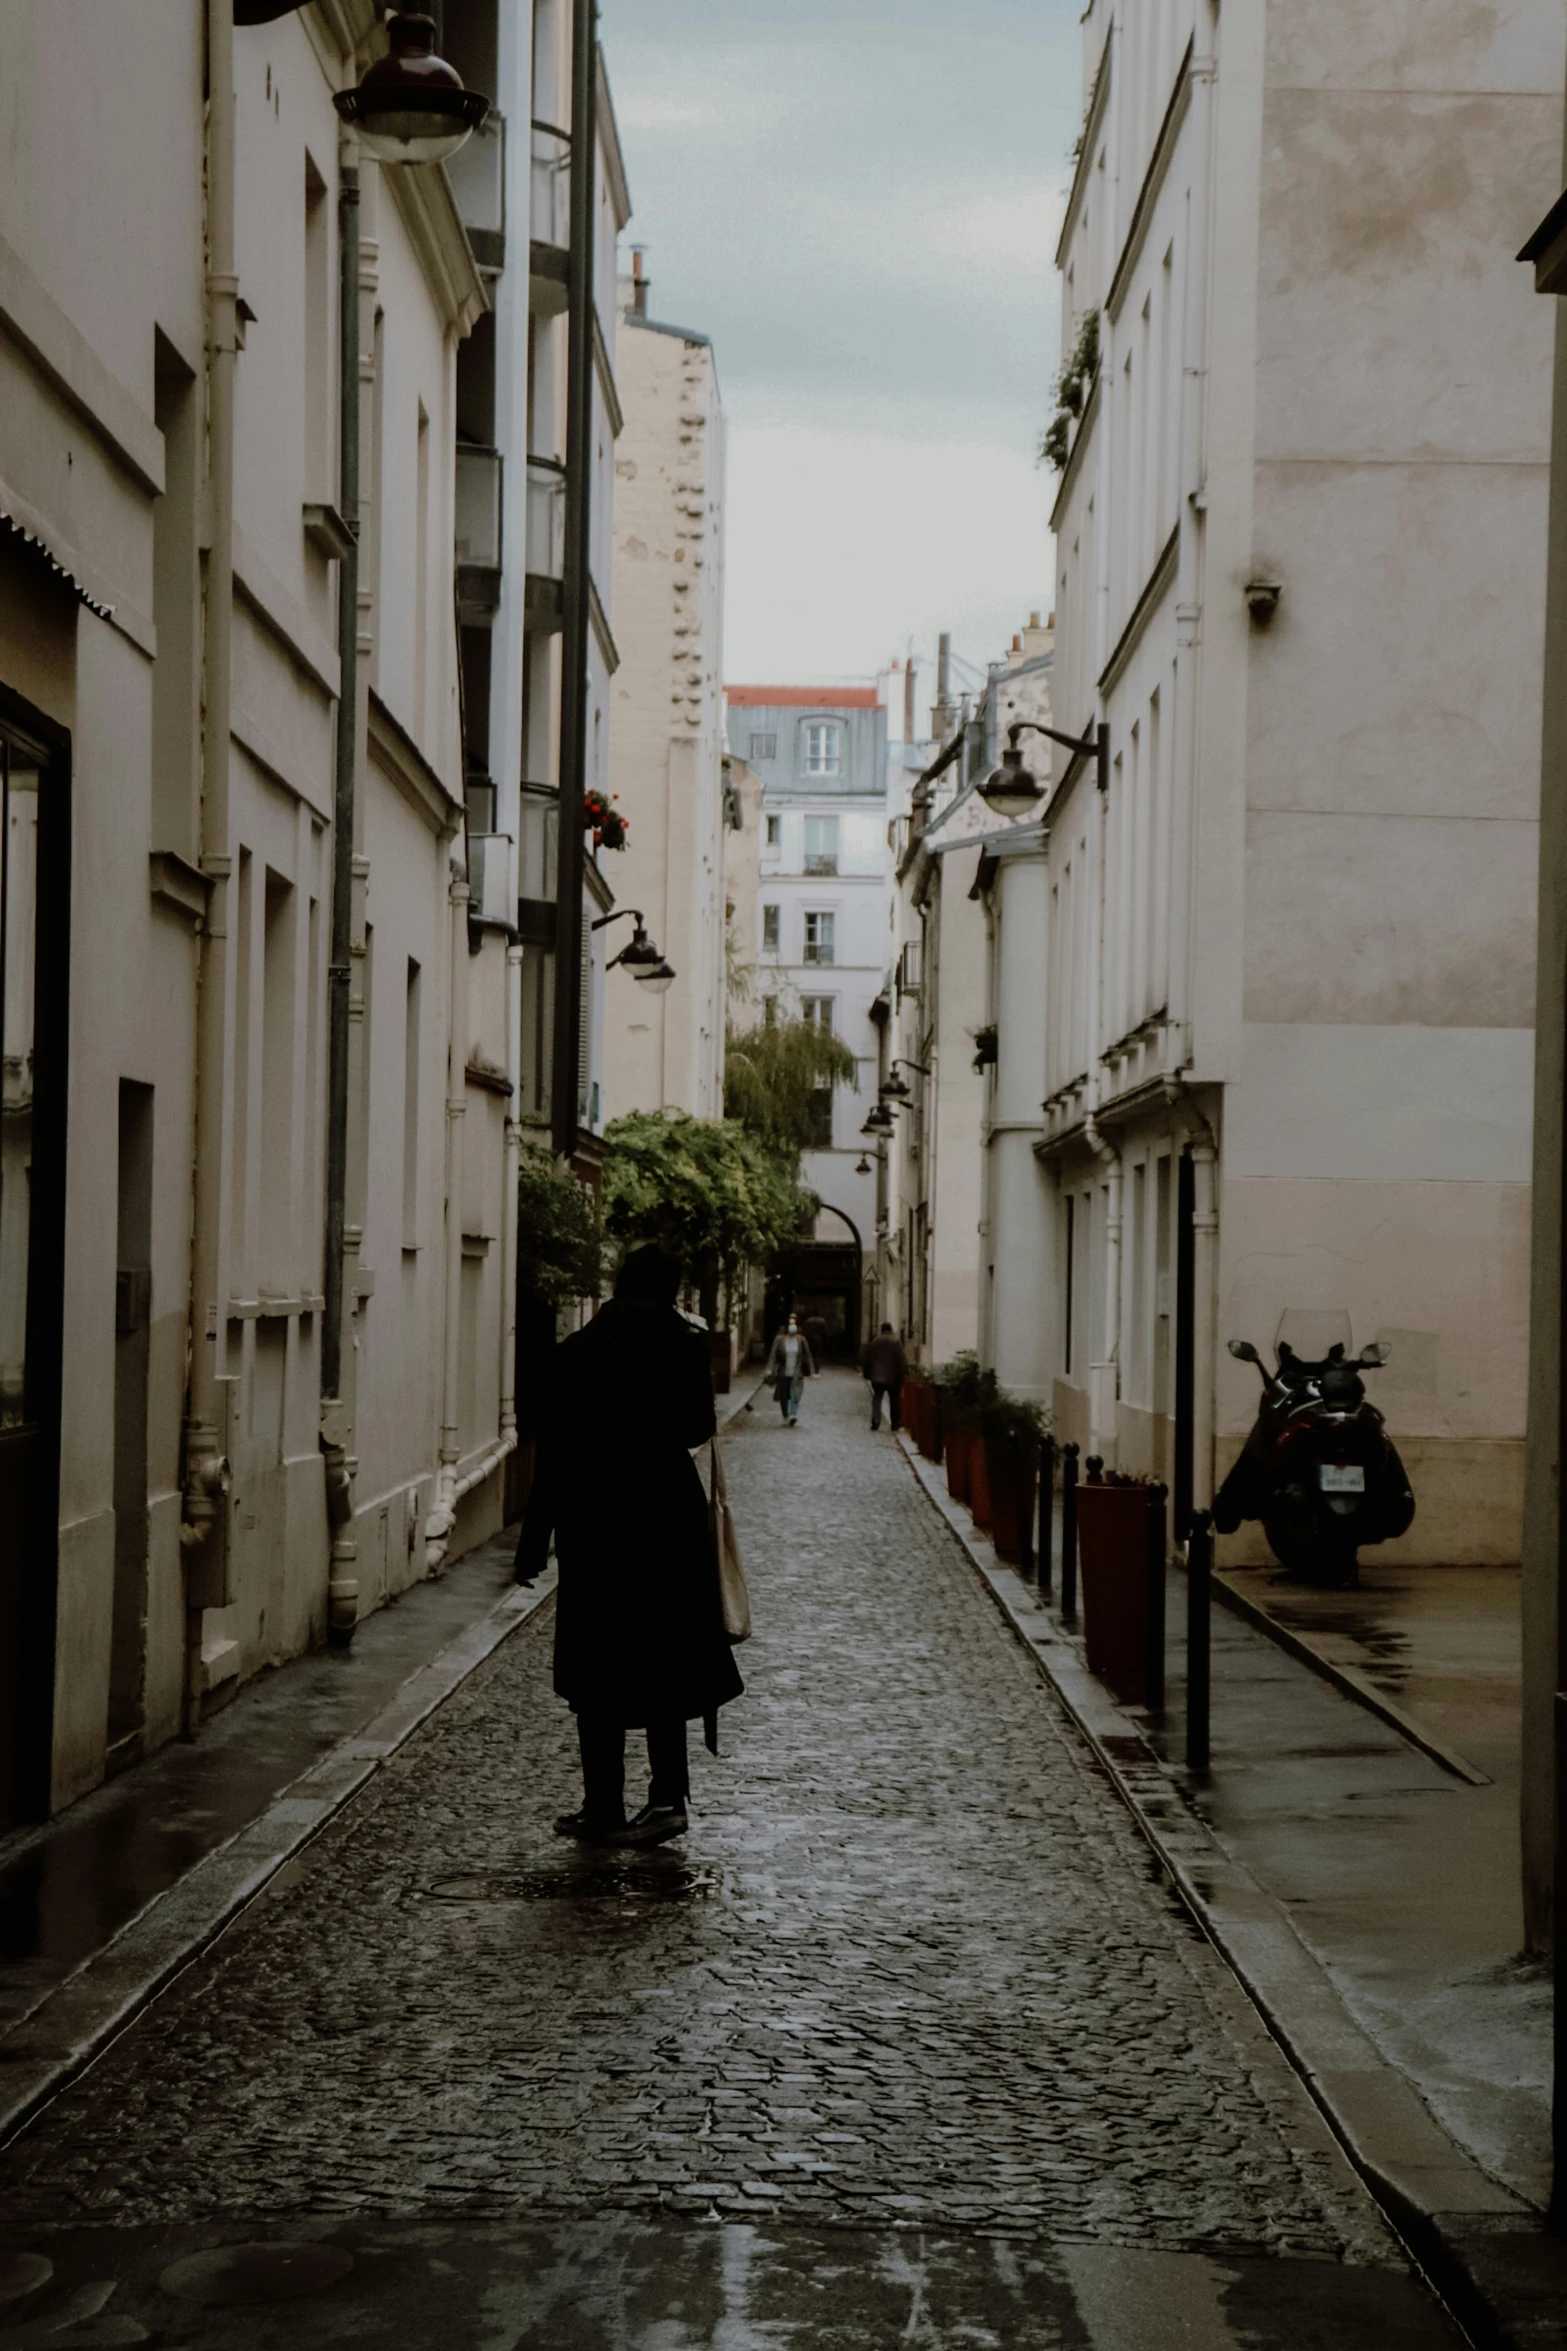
[1186, 1509, 1213, 1769]
[1037, 1436, 1055, 1600]
[1061, 1442, 1080, 1622]
[1144, 1482, 1168, 1714]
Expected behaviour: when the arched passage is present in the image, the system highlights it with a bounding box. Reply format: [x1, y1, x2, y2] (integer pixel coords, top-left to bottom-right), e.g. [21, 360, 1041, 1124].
[768, 1202, 865, 1361]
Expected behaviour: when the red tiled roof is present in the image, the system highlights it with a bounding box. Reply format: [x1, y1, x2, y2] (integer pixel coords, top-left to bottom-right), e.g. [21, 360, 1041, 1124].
[726, 685, 881, 708]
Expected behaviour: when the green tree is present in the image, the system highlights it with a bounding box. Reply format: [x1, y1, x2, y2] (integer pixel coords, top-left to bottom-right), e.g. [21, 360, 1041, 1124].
[723, 1013, 858, 1165]
[516, 1149, 604, 1310]
[602, 1109, 815, 1326]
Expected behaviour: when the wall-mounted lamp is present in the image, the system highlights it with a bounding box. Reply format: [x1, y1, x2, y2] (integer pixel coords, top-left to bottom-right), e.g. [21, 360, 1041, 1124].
[1244, 578, 1283, 626]
[878, 1057, 932, 1104]
[855, 1155, 873, 1176]
[592, 908, 676, 994]
[862, 1103, 896, 1134]
[334, 12, 490, 165]
[981, 718, 1109, 815]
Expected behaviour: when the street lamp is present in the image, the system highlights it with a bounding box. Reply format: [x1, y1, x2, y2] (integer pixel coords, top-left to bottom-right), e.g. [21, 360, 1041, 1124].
[855, 1156, 873, 1176]
[862, 1103, 896, 1135]
[592, 908, 677, 994]
[981, 719, 1110, 817]
[879, 1057, 931, 1105]
[334, 12, 490, 166]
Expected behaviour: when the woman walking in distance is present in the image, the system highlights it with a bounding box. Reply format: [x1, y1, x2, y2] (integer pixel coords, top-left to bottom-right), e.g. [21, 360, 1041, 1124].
[765, 1313, 815, 1426]
[515, 1246, 743, 1847]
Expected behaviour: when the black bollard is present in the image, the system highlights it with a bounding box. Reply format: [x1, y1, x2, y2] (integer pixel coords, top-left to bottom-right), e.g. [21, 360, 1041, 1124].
[1186, 1509, 1212, 1769]
[1144, 1482, 1168, 1714]
[1038, 1436, 1055, 1600]
[1061, 1442, 1080, 1622]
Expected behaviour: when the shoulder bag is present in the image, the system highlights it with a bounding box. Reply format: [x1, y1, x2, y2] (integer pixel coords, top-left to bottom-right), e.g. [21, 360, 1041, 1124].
[709, 1438, 751, 1644]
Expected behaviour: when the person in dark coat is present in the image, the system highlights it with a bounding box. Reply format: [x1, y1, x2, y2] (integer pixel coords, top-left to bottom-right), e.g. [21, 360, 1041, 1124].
[514, 1245, 744, 1846]
[861, 1322, 907, 1431]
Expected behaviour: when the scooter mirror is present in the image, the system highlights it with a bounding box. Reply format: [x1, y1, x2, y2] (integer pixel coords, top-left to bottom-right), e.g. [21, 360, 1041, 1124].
[1358, 1342, 1390, 1367]
[1228, 1339, 1261, 1365]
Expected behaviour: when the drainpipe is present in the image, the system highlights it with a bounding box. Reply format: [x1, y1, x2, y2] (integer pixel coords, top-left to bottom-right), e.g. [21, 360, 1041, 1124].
[1165, 1075, 1220, 1516]
[1168, 20, 1217, 1064]
[1083, 1107, 1122, 1460]
[424, 873, 471, 1570]
[181, 0, 239, 1729]
[320, 149, 362, 1640]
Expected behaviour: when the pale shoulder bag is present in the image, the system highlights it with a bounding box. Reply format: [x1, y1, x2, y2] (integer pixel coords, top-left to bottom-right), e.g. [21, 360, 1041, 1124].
[709, 1438, 751, 1644]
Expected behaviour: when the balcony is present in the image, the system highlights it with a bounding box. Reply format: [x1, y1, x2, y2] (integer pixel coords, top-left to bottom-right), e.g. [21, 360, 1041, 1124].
[804, 853, 838, 876]
[465, 831, 514, 927]
[455, 444, 502, 619]
[529, 122, 570, 316]
[524, 456, 566, 634]
[448, 111, 505, 273]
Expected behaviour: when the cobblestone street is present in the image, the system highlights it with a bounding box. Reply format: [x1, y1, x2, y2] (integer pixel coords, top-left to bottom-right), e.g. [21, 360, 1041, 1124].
[0, 1372, 1463, 2347]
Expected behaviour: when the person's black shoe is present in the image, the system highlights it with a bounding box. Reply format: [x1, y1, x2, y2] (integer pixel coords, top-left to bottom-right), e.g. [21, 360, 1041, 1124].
[609, 1803, 688, 1847]
[553, 1810, 625, 1842]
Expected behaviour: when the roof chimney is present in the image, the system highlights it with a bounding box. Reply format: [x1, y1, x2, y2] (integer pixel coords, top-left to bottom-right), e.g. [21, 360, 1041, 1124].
[1028, 610, 1041, 630]
[630, 246, 649, 318]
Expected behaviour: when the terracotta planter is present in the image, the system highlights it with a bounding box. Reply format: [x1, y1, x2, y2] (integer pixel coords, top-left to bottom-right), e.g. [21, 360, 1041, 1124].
[943, 1416, 971, 1504]
[1076, 1482, 1151, 1697]
[916, 1382, 942, 1462]
[968, 1436, 992, 1528]
[985, 1436, 1037, 1565]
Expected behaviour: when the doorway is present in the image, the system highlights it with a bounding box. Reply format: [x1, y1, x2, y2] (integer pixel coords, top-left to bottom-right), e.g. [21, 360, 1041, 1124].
[0, 694, 70, 1829]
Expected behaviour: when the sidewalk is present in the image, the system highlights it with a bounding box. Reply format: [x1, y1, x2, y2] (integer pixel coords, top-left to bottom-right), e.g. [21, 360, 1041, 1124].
[898, 1434, 1564, 2351]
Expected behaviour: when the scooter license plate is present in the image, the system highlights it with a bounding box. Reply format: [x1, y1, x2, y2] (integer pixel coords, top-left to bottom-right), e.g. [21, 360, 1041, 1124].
[1319, 1463, 1365, 1494]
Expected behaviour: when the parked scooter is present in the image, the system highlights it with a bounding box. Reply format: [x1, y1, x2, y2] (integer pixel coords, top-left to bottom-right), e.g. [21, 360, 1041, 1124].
[1212, 1312, 1415, 1585]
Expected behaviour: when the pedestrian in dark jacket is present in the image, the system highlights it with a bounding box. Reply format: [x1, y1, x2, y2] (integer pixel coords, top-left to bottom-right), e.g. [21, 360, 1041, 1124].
[861, 1323, 906, 1431]
[514, 1245, 744, 1846]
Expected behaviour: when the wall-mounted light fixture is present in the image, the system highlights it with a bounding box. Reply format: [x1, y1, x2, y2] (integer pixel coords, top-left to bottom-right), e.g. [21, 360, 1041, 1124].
[334, 11, 490, 166]
[592, 908, 676, 994]
[981, 718, 1109, 816]
[878, 1057, 931, 1104]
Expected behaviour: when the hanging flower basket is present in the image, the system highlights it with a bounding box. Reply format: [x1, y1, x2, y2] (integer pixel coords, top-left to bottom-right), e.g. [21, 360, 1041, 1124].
[582, 789, 628, 850]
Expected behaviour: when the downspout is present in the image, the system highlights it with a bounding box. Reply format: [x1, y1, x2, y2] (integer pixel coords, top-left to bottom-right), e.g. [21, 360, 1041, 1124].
[425, 873, 471, 1570]
[1165, 1075, 1219, 1516]
[549, 0, 598, 1157]
[181, 0, 238, 1730]
[1168, 22, 1217, 1064]
[320, 149, 362, 1639]
[1083, 755, 1120, 1461]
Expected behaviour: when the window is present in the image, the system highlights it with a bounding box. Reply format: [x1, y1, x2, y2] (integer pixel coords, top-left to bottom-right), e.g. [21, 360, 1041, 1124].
[765, 814, 781, 848]
[802, 996, 834, 1032]
[804, 815, 839, 876]
[807, 1089, 834, 1149]
[804, 721, 842, 777]
[761, 904, 780, 954]
[749, 732, 777, 762]
[803, 911, 835, 966]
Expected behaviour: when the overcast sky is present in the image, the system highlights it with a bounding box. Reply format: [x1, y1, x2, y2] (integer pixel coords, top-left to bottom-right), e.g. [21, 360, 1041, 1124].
[596, 0, 1082, 712]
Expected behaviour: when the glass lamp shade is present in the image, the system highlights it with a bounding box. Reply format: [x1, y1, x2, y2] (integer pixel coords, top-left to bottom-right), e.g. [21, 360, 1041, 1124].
[617, 925, 662, 969]
[980, 750, 1046, 819]
[334, 13, 490, 165]
[855, 1156, 873, 1175]
[635, 960, 677, 994]
[879, 1070, 911, 1102]
[863, 1105, 895, 1133]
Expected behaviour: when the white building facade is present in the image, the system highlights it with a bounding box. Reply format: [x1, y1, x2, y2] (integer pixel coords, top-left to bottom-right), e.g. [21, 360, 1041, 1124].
[997, 0, 1561, 1553]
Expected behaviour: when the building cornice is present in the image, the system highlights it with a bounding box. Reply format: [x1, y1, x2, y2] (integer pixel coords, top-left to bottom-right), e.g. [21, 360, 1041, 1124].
[1056, 31, 1113, 272]
[1098, 523, 1179, 699]
[595, 48, 633, 230]
[0, 229, 163, 495]
[383, 160, 489, 339]
[1049, 369, 1100, 535]
[233, 521, 340, 701]
[1106, 39, 1194, 325]
[368, 690, 463, 838]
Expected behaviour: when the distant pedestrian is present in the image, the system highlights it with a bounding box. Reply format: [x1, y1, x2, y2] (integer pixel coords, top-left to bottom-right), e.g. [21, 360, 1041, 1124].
[804, 1312, 830, 1364]
[765, 1314, 815, 1426]
[514, 1245, 744, 1847]
[861, 1322, 906, 1431]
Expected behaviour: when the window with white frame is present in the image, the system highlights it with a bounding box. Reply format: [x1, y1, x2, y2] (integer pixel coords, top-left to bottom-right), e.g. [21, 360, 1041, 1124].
[761, 904, 780, 954]
[765, 814, 781, 848]
[749, 732, 777, 762]
[802, 995, 834, 1032]
[803, 720, 843, 777]
[803, 910, 835, 965]
[804, 815, 839, 875]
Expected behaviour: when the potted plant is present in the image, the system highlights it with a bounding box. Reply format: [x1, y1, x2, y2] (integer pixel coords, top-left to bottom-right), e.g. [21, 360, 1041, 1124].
[582, 787, 628, 850]
[934, 1354, 982, 1502]
[1076, 1464, 1154, 1699]
[978, 1387, 1047, 1565]
[903, 1369, 940, 1462]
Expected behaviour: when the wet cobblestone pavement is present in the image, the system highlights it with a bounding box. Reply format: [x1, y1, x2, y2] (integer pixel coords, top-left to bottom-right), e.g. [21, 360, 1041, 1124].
[0, 1372, 1464, 2346]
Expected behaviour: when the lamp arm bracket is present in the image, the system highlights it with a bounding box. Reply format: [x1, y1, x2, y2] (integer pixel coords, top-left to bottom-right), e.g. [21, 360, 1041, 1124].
[591, 907, 643, 933]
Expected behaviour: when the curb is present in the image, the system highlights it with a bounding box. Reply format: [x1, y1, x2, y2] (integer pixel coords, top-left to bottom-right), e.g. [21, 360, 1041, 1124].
[1210, 1569, 1489, 1787]
[896, 1436, 1564, 2351]
[0, 1569, 557, 2151]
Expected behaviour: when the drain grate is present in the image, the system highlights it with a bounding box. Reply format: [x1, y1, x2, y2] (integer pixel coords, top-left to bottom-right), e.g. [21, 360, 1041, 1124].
[422, 1865, 718, 1903]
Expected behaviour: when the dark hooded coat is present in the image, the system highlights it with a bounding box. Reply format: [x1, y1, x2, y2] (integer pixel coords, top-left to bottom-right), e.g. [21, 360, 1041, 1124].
[515, 1300, 745, 1726]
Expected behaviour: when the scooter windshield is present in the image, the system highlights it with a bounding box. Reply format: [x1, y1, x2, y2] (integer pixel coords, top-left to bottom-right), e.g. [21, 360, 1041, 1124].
[1274, 1308, 1354, 1367]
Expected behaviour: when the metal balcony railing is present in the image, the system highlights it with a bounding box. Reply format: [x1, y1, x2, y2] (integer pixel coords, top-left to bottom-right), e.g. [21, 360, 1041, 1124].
[447, 111, 505, 264]
[530, 122, 570, 249]
[526, 457, 566, 581]
[455, 445, 503, 571]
